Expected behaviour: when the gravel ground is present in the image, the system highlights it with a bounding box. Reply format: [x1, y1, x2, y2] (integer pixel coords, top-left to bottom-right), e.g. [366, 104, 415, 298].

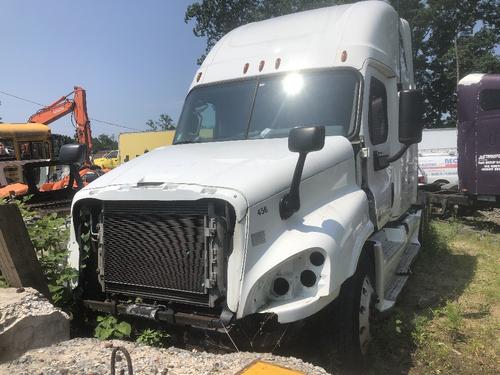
[0, 338, 329, 374]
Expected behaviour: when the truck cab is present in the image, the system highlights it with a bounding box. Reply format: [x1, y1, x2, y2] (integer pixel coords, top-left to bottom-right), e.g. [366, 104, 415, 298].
[68, 1, 424, 357]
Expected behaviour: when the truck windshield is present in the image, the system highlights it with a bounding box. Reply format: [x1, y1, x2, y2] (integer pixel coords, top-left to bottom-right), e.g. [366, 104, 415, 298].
[174, 70, 359, 144]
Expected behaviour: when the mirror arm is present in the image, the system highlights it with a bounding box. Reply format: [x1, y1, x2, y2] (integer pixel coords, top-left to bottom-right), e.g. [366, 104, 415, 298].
[70, 164, 84, 189]
[280, 152, 307, 220]
[374, 143, 411, 171]
[386, 143, 410, 163]
[23, 164, 39, 194]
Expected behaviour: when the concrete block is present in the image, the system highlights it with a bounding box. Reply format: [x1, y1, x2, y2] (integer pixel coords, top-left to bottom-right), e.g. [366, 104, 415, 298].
[0, 287, 69, 362]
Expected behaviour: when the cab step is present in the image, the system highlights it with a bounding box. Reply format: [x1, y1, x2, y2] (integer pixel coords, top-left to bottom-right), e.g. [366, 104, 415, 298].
[378, 241, 421, 313]
[396, 242, 421, 275]
[382, 240, 402, 262]
[385, 274, 409, 302]
[372, 209, 423, 314]
[385, 241, 420, 302]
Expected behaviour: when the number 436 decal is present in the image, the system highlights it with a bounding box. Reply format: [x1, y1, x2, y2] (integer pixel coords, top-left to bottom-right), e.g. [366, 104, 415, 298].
[257, 206, 268, 216]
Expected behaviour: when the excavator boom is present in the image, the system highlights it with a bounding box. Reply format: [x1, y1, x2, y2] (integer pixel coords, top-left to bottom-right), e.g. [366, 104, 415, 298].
[73, 87, 93, 152]
[28, 96, 74, 125]
[28, 86, 93, 153]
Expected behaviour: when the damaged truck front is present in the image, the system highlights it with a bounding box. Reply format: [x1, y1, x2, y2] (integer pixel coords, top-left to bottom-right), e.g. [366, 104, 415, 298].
[68, 1, 425, 358]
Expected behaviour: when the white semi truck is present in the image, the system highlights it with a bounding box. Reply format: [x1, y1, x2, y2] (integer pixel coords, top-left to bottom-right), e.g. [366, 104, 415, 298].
[68, 0, 424, 358]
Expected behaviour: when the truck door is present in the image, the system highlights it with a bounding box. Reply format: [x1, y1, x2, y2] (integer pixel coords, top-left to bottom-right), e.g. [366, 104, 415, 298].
[476, 88, 500, 195]
[363, 67, 396, 228]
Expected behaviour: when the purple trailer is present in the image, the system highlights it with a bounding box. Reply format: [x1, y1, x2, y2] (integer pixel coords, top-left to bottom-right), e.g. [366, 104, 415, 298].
[458, 74, 500, 202]
[421, 73, 500, 215]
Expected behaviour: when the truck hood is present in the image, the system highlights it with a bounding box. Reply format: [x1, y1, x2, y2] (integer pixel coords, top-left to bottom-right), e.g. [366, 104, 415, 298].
[87, 137, 353, 207]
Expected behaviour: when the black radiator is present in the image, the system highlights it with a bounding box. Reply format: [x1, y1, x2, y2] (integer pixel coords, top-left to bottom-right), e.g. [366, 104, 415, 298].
[102, 200, 210, 306]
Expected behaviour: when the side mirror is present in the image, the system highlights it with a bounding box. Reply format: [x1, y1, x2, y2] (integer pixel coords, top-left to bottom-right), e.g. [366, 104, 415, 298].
[280, 126, 325, 220]
[399, 90, 424, 144]
[58, 144, 87, 166]
[288, 126, 325, 153]
[374, 90, 425, 171]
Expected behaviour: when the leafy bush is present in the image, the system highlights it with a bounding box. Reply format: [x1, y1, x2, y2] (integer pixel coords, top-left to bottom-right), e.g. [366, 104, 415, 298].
[94, 315, 132, 340]
[136, 328, 168, 347]
[0, 198, 75, 306]
[29, 213, 75, 305]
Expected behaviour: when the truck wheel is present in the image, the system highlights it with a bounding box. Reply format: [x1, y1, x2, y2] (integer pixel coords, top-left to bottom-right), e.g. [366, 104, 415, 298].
[335, 250, 376, 364]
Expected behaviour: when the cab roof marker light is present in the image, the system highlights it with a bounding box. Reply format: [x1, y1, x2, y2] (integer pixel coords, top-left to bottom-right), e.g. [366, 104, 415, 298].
[243, 63, 249, 74]
[341, 50, 347, 62]
[275, 58, 281, 70]
[196, 72, 202, 82]
[259, 60, 265, 72]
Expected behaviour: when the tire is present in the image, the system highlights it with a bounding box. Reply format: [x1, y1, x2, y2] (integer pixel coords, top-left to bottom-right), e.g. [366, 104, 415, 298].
[433, 179, 449, 186]
[334, 249, 376, 365]
[418, 205, 429, 243]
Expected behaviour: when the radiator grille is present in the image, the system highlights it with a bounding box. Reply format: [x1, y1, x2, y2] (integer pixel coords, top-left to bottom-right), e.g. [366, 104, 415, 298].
[102, 201, 209, 305]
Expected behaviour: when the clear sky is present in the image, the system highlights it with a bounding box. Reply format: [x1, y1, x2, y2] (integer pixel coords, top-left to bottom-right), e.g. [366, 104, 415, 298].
[0, 0, 206, 137]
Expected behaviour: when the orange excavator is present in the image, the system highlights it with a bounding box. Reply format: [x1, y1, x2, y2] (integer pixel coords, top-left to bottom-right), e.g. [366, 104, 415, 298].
[27, 86, 105, 194]
[0, 86, 104, 203]
[28, 86, 93, 158]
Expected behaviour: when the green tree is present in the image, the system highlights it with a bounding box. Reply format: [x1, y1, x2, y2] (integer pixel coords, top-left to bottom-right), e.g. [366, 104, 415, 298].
[145, 114, 176, 131]
[185, 0, 500, 127]
[395, 0, 500, 127]
[91, 134, 118, 153]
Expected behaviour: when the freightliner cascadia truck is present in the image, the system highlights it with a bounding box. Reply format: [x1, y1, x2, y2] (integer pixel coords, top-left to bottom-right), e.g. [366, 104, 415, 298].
[68, 0, 425, 358]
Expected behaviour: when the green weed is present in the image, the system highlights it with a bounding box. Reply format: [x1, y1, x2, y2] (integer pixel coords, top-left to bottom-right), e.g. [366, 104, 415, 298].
[411, 314, 429, 346]
[94, 315, 132, 340]
[0, 274, 7, 288]
[136, 328, 169, 347]
[436, 301, 464, 338]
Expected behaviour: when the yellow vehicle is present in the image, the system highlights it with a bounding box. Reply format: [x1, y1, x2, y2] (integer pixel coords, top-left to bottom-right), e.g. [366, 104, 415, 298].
[93, 150, 119, 169]
[91, 131, 175, 170]
[119, 130, 175, 164]
[0, 123, 52, 187]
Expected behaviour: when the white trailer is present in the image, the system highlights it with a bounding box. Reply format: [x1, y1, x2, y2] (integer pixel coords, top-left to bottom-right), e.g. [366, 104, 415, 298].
[68, 0, 424, 359]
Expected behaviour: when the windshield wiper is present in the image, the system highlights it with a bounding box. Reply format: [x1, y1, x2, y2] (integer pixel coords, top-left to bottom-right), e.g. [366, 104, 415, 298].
[173, 139, 202, 145]
[175, 136, 244, 144]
